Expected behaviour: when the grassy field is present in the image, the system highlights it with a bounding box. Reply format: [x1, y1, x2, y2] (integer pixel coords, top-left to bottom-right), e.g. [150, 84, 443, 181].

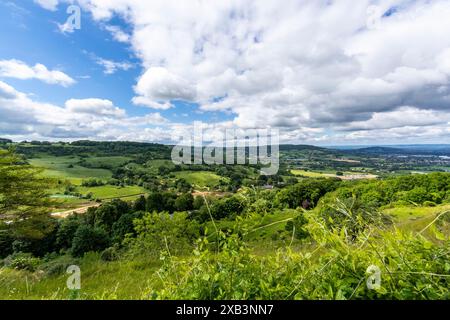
[174, 171, 228, 189]
[291, 169, 377, 180]
[0, 203, 447, 300]
[0, 253, 162, 300]
[384, 204, 450, 239]
[144, 160, 176, 174]
[30, 156, 112, 185]
[291, 169, 332, 178]
[81, 156, 132, 169]
[78, 185, 147, 200]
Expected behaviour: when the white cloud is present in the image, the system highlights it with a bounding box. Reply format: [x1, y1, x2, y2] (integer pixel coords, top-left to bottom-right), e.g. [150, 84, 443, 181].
[104, 25, 131, 43]
[34, 0, 59, 11]
[62, 0, 450, 143]
[94, 57, 133, 75]
[0, 59, 75, 87]
[8, 0, 450, 144]
[0, 80, 173, 142]
[65, 98, 126, 117]
[133, 67, 196, 103]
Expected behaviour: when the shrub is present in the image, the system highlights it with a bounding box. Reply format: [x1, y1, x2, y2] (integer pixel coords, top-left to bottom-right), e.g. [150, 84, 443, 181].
[100, 246, 120, 262]
[128, 212, 200, 257]
[285, 213, 309, 240]
[4, 252, 41, 272]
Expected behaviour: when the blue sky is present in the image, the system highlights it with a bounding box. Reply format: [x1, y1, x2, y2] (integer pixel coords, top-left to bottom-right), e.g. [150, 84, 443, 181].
[1, 0, 450, 145]
[0, 0, 229, 124]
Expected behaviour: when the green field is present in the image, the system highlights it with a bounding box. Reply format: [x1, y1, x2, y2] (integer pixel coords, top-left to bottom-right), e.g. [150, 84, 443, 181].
[81, 156, 132, 169]
[384, 204, 450, 239]
[174, 171, 227, 189]
[29, 156, 112, 185]
[78, 185, 147, 200]
[291, 169, 332, 178]
[291, 169, 377, 180]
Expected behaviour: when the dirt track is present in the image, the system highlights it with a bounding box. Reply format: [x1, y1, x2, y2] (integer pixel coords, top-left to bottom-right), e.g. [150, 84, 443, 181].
[51, 203, 101, 218]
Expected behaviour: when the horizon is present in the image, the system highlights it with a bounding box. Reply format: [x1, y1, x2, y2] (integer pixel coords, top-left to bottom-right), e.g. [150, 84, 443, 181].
[3, 137, 450, 149]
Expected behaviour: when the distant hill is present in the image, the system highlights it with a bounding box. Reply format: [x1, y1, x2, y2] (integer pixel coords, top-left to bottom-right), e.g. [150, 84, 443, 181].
[280, 144, 330, 152]
[0, 138, 12, 144]
[339, 145, 450, 156]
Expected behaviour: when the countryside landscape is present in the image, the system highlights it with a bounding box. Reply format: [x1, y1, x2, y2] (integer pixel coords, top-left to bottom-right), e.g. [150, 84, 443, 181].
[1, 0, 450, 304]
[0, 139, 449, 299]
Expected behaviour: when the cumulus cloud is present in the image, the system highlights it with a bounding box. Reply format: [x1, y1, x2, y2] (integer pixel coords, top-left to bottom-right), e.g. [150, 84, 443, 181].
[0, 80, 172, 142]
[0, 59, 75, 87]
[34, 0, 59, 11]
[133, 67, 196, 107]
[59, 0, 450, 143]
[65, 98, 126, 117]
[11, 0, 450, 144]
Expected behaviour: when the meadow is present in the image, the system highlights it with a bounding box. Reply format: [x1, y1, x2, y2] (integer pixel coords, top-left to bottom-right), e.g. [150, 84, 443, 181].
[29, 156, 113, 185]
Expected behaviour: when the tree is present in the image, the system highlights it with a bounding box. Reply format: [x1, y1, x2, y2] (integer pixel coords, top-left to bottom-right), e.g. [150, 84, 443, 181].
[146, 192, 165, 212]
[0, 149, 55, 239]
[175, 193, 194, 211]
[71, 225, 109, 257]
[91, 199, 130, 233]
[111, 211, 145, 243]
[133, 195, 147, 211]
[56, 215, 82, 250]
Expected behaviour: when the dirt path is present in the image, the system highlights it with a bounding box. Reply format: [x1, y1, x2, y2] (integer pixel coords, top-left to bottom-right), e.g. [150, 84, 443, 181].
[51, 203, 101, 218]
[50, 192, 148, 218]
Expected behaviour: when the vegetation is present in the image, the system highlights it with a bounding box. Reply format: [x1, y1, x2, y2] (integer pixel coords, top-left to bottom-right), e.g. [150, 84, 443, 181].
[0, 143, 449, 300]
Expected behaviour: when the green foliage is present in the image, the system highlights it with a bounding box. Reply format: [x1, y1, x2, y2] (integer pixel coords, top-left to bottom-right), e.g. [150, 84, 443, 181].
[56, 215, 82, 250]
[275, 178, 340, 209]
[146, 192, 166, 212]
[128, 212, 201, 257]
[0, 149, 55, 239]
[150, 215, 449, 300]
[111, 211, 145, 243]
[71, 225, 110, 257]
[319, 197, 391, 241]
[3, 252, 41, 272]
[86, 199, 131, 233]
[100, 246, 120, 262]
[174, 193, 194, 212]
[133, 195, 146, 211]
[285, 213, 309, 240]
[81, 178, 105, 187]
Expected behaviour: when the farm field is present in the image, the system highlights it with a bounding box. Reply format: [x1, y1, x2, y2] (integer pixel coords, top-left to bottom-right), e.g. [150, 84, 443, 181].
[77, 185, 147, 200]
[291, 169, 378, 180]
[174, 171, 228, 189]
[29, 156, 112, 185]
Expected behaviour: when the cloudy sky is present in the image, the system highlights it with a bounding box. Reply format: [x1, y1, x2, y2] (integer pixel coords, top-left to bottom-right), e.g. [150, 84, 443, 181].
[1, 0, 450, 145]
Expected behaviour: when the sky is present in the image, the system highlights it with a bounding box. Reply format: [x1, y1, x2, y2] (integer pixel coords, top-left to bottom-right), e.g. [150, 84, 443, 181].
[1, 0, 450, 145]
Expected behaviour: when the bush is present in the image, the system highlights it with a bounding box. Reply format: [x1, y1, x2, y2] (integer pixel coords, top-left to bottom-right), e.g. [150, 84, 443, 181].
[39, 255, 78, 276]
[3, 252, 41, 272]
[150, 215, 449, 300]
[285, 213, 309, 240]
[128, 212, 200, 257]
[100, 246, 120, 262]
